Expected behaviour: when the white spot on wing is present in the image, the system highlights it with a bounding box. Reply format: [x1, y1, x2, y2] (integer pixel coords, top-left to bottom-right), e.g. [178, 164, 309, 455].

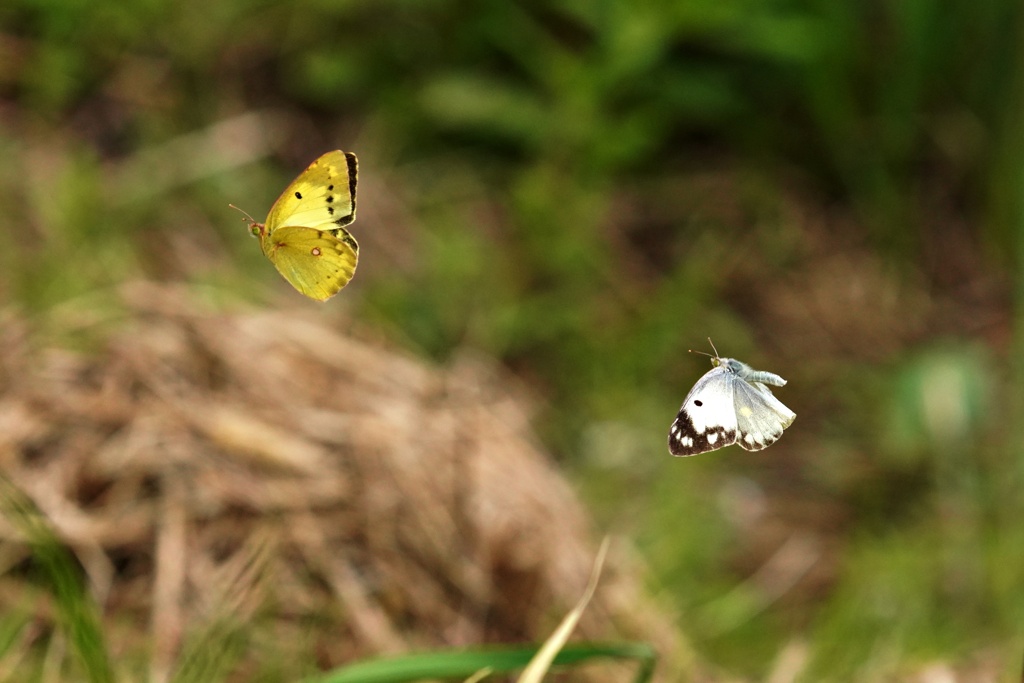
[707, 432, 718, 444]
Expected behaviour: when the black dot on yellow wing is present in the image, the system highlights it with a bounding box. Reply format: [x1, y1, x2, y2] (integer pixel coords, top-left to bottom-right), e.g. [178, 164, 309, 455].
[294, 191, 303, 199]
[311, 247, 321, 256]
[326, 195, 334, 203]
[327, 207, 335, 215]
[327, 184, 334, 191]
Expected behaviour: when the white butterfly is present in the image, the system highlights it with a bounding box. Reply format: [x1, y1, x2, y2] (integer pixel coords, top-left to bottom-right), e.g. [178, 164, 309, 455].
[668, 340, 796, 456]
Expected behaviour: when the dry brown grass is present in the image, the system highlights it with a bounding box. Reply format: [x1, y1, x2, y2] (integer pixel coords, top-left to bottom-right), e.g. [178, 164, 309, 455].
[0, 282, 698, 681]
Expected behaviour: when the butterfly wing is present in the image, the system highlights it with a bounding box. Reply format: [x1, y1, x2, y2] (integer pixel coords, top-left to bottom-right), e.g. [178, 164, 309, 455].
[266, 150, 358, 232]
[668, 367, 740, 456]
[731, 380, 796, 451]
[261, 225, 358, 301]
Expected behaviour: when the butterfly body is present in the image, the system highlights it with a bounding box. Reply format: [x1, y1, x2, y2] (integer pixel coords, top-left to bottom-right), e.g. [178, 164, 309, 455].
[668, 354, 795, 456]
[238, 150, 359, 301]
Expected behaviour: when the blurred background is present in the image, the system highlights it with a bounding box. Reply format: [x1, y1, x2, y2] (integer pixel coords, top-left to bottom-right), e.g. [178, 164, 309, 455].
[2, 0, 1023, 680]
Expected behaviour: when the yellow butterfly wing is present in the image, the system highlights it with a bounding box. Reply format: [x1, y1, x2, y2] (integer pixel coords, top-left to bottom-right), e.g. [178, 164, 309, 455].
[266, 150, 358, 232]
[260, 225, 358, 302]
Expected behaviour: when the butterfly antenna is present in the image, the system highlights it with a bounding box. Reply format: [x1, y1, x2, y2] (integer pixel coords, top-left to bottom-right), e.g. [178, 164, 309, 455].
[707, 337, 720, 358]
[688, 337, 721, 359]
[228, 203, 258, 224]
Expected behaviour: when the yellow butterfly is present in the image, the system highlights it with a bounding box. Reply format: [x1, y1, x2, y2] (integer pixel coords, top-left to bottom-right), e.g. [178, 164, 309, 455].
[231, 150, 359, 301]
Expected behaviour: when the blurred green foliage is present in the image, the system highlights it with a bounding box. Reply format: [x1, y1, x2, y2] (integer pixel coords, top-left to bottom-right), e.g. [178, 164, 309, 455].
[3, 0, 1024, 679]
[0, 476, 115, 682]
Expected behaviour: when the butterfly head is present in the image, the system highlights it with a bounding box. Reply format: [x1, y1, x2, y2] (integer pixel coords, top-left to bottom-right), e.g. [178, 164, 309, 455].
[690, 337, 726, 368]
[228, 204, 266, 239]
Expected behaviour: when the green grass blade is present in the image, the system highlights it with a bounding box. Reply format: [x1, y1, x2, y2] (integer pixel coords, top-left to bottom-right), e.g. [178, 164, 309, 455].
[305, 642, 657, 683]
[0, 475, 115, 683]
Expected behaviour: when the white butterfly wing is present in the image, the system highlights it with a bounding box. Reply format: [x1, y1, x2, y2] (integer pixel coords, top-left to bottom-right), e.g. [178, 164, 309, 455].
[668, 368, 740, 456]
[731, 380, 796, 452]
